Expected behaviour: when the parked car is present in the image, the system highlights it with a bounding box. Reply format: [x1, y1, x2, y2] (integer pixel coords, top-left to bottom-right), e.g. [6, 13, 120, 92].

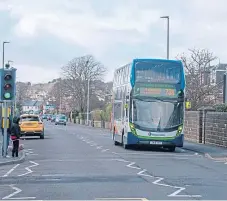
[19, 114, 44, 139]
[55, 115, 67, 126]
[51, 115, 56, 122]
[47, 114, 52, 121]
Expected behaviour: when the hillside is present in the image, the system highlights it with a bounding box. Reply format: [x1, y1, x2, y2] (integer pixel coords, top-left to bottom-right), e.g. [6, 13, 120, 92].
[16, 79, 113, 112]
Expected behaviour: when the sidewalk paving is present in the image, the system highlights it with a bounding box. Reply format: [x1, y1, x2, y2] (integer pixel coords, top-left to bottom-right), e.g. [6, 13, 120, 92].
[0, 151, 25, 166]
[184, 141, 227, 160]
[0, 138, 26, 166]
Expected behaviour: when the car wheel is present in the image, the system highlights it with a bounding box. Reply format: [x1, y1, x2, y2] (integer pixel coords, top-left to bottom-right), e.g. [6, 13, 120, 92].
[40, 131, 44, 139]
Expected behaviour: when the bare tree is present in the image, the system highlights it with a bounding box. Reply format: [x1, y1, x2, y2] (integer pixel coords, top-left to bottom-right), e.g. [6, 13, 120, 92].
[48, 79, 62, 111]
[61, 55, 106, 113]
[177, 48, 219, 110]
[16, 82, 31, 103]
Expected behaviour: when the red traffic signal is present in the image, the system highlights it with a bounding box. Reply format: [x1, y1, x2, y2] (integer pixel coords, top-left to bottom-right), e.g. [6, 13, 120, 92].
[4, 74, 12, 80]
[4, 83, 12, 90]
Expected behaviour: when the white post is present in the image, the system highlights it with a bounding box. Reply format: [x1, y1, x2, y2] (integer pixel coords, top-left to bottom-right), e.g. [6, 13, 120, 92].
[86, 78, 90, 125]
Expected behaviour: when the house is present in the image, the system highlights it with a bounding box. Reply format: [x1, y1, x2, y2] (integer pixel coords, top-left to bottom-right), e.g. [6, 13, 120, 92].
[21, 100, 44, 113]
[210, 63, 227, 86]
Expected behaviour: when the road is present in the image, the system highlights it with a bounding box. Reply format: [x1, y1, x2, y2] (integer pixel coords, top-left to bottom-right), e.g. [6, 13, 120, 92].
[0, 121, 226, 200]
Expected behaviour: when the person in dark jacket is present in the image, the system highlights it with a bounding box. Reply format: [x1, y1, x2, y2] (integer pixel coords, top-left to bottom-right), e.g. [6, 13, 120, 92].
[10, 116, 21, 157]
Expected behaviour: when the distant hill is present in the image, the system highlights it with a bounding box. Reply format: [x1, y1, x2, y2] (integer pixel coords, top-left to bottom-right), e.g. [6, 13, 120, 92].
[16, 79, 113, 112]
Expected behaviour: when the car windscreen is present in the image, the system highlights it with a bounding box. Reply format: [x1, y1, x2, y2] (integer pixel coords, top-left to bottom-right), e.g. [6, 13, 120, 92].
[21, 116, 39, 122]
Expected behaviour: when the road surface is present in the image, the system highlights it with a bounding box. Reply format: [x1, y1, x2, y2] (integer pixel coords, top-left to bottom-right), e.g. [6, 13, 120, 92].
[0, 122, 226, 200]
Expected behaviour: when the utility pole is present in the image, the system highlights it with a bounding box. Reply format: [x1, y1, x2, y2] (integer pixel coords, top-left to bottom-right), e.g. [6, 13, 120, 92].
[2, 41, 10, 69]
[86, 60, 90, 126]
[86, 78, 90, 125]
[59, 79, 62, 113]
[160, 16, 170, 59]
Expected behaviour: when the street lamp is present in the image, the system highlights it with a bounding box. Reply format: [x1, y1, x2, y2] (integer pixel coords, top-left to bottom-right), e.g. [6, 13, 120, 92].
[86, 77, 90, 125]
[85, 60, 90, 126]
[160, 16, 169, 59]
[2, 41, 10, 69]
[8, 60, 13, 65]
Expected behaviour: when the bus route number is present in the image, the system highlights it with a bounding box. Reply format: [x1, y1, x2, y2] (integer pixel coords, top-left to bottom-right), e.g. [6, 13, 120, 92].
[165, 89, 175, 96]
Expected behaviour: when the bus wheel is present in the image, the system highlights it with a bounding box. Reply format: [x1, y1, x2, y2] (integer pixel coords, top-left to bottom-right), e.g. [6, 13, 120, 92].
[113, 132, 120, 146]
[122, 136, 129, 149]
[168, 146, 176, 152]
[114, 136, 120, 146]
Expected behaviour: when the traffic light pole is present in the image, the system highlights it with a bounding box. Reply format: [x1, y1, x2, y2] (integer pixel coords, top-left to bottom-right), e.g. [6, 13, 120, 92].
[2, 100, 8, 157]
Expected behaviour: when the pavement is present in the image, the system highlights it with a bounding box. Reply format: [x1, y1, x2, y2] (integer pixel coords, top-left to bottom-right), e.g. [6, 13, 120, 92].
[0, 136, 26, 166]
[183, 141, 227, 160]
[0, 121, 226, 200]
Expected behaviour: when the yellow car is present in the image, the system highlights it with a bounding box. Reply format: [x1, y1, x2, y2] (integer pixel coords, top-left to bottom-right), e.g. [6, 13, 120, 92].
[19, 114, 44, 139]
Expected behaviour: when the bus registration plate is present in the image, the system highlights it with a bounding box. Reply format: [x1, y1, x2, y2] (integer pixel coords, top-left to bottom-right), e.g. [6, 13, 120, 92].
[150, 141, 162, 145]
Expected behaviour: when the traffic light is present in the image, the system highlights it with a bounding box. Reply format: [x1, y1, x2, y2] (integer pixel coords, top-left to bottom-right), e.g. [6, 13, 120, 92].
[0, 68, 16, 101]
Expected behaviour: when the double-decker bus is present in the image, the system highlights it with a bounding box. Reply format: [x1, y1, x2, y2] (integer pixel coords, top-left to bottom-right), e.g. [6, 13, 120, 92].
[111, 58, 185, 151]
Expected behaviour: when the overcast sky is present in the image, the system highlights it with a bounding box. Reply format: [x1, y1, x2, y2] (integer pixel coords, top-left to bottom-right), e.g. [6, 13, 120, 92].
[0, 0, 226, 83]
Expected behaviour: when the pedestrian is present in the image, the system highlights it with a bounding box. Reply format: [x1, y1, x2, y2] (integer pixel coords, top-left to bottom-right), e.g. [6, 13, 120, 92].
[10, 116, 21, 157]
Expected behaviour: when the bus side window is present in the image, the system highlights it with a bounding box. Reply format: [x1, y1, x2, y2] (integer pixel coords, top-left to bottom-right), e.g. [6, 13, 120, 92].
[125, 95, 129, 119]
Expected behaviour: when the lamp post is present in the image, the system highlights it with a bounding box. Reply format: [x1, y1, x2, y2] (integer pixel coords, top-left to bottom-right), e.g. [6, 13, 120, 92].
[86, 60, 90, 126]
[2, 41, 10, 69]
[86, 78, 90, 125]
[160, 16, 169, 59]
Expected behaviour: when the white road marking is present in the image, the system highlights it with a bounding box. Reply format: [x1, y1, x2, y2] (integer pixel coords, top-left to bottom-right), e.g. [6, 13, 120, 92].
[135, 168, 202, 198]
[225, 162, 227, 164]
[168, 187, 201, 197]
[2, 164, 20, 177]
[112, 152, 118, 154]
[24, 149, 38, 156]
[126, 162, 141, 170]
[153, 177, 172, 187]
[18, 161, 39, 177]
[101, 149, 110, 152]
[90, 143, 97, 146]
[96, 146, 103, 149]
[2, 184, 36, 199]
[113, 159, 130, 163]
[137, 169, 153, 177]
[111, 152, 195, 157]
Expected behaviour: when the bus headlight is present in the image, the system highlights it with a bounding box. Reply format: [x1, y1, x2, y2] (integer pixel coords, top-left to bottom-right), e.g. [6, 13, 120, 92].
[176, 125, 183, 136]
[129, 123, 137, 135]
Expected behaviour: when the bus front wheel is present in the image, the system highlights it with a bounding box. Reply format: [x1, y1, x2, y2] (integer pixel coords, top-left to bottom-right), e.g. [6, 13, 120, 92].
[167, 146, 176, 152]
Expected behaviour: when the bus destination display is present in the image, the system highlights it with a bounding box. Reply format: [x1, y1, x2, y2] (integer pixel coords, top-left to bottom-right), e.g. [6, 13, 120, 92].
[139, 87, 176, 97]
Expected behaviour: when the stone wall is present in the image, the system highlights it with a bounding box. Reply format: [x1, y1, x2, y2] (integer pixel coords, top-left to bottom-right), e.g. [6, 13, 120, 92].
[184, 111, 201, 143]
[184, 111, 227, 148]
[204, 112, 227, 147]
